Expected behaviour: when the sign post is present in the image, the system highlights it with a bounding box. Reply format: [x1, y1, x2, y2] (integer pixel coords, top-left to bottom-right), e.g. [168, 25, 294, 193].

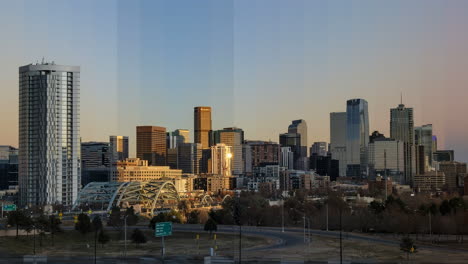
[1, 204, 16, 218]
[155, 222, 172, 260]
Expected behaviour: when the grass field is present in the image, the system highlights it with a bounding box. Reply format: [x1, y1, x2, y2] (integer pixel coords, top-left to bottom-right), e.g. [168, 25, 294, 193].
[0, 229, 270, 258]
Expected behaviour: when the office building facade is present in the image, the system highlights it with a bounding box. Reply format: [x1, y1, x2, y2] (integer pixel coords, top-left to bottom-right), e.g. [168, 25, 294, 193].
[414, 124, 434, 169]
[368, 138, 404, 183]
[81, 142, 110, 186]
[390, 102, 415, 184]
[194, 106, 212, 149]
[136, 126, 167, 166]
[330, 112, 347, 177]
[280, 147, 294, 170]
[346, 99, 369, 177]
[213, 127, 244, 175]
[288, 120, 308, 163]
[177, 143, 203, 174]
[109, 136, 129, 164]
[279, 133, 304, 170]
[438, 161, 467, 190]
[311, 142, 328, 157]
[433, 150, 454, 163]
[0, 146, 18, 190]
[245, 140, 280, 168]
[210, 143, 232, 177]
[19, 62, 80, 206]
[112, 158, 182, 182]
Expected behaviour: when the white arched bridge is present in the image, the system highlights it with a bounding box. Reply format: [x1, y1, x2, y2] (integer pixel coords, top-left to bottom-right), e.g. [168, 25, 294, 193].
[72, 181, 180, 216]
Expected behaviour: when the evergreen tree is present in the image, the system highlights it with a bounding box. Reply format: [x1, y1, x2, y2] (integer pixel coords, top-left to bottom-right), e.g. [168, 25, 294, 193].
[131, 228, 147, 248]
[97, 230, 110, 248]
[75, 213, 92, 235]
[204, 218, 218, 236]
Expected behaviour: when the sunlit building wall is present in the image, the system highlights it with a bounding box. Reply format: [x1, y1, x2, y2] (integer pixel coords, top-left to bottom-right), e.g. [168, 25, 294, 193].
[194, 106, 212, 149]
[112, 158, 182, 182]
[213, 127, 244, 175]
[211, 143, 232, 177]
[136, 126, 167, 166]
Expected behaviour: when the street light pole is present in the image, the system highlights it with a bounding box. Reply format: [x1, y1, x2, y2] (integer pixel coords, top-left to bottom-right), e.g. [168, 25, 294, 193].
[429, 212, 432, 242]
[282, 173, 286, 233]
[303, 215, 306, 243]
[124, 215, 128, 258]
[94, 227, 97, 264]
[339, 209, 343, 264]
[239, 224, 242, 264]
[326, 203, 329, 232]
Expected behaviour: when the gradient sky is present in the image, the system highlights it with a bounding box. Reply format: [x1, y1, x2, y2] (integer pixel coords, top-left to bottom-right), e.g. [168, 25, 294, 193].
[1, 0, 468, 161]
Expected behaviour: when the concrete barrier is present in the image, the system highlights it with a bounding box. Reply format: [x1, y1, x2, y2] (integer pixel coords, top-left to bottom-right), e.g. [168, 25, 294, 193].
[204, 256, 235, 264]
[23, 255, 47, 263]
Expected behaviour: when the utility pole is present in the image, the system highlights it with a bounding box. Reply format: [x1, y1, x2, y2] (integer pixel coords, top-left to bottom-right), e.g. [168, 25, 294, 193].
[303, 215, 306, 243]
[429, 212, 432, 242]
[239, 224, 242, 264]
[339, 209, 343, 264]
[94, 227, 97, 264]
[124, 215, 128, 258]
[282, 173, 286, 233]
[326, 203, 329, 232]
[384, 149, 388, 198]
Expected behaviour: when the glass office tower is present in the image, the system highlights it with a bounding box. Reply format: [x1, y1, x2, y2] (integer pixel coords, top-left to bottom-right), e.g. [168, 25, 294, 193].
[390, 103, 415, 185]
[346, 99, 369, 177]
[19, 62, 80, 206]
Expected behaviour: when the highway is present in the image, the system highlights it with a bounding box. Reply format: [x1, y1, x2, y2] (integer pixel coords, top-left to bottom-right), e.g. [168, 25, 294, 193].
[172, 224, 468, 254]
[59, 223, 468, 254]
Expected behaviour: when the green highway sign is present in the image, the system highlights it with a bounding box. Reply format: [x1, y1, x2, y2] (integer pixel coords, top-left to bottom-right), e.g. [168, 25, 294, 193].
[155, 222, 172, 237]
[2, 204, 16, 211]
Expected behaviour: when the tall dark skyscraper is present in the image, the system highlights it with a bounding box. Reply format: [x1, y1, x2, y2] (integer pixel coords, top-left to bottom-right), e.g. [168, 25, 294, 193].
[177, 143, 203, 174]
[194, 106, 212, 149]
[415, 124, 433, 170]
[19, 62, 80, 206]
[390, 102, 415, 185]
[288, 119, 308, 156]
[346, 99, 369, 177]
[282, 119, 308, 170]
[136, 126, 167, 166]
[330, 112, 347, 177]
[0, 146, 18, 190]
[81, 142, 110, 186]
[279, 133, 302, 170]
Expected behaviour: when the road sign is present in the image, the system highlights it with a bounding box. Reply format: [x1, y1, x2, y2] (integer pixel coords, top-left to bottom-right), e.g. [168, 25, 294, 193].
[2, 204, 16, 211]
[155, 222, 172, 237]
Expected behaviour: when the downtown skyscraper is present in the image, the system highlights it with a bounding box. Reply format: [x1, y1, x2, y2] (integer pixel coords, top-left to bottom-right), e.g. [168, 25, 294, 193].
[330, 112, 347, 177]
[194, 106, 212, 149]
[280, 119, 308, 170]
[390, 102, 415, 185]
[109, 136, 129, 163]
[136, 126, 167, 166]
[414, 124, 434, 170]
[19, 62, 80, 206]
[213, 127, 244, 175]
[346, 99, 369, 177]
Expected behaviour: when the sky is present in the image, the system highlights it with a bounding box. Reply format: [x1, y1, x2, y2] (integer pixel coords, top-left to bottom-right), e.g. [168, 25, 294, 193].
[1, 0, 468, 161]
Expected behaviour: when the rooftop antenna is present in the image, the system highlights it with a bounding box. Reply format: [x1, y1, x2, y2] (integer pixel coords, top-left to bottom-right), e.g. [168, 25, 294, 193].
[400, 92, 403, 105]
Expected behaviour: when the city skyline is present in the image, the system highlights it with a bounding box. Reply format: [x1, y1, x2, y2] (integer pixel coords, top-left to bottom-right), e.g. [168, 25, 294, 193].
[1, 1, 468, 162]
